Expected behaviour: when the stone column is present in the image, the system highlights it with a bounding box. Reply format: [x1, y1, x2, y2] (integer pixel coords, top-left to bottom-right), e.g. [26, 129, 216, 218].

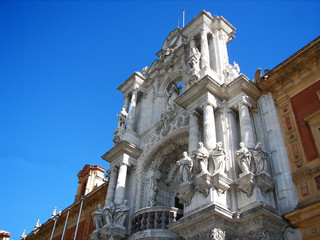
[213, 29, 222, 76]
[203, 104, 216, 150]
[238, 98, 255, 148]
[114, 154, 130, 205]
[127, 89, 138, 131]
[105, 167, 119, 205]
[208, 33, 217, 72]
[123, 95, 130, 112]
[200, 29, 210, 69]
[189, 111, 199, 155]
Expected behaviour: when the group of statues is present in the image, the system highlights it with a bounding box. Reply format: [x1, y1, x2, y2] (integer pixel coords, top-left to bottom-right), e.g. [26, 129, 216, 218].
[176, 141, 228, 184]
[176, 141, 269, 184]
[93, 199, 130, 231]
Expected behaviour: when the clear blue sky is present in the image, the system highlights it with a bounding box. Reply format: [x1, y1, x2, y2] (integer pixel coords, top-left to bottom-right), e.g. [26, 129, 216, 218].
[0, 1, 319, 239]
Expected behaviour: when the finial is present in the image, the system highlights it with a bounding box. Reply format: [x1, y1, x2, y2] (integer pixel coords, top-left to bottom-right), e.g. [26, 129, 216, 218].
[183, 9, 185, 28]
[51, 206, 57, 218]
[34, 219, 40, 229]
[21, 230, 26, 239]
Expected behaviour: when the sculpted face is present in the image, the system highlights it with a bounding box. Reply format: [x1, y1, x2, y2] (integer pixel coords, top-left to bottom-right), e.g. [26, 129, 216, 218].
[183, 151, 188, 157]
[199, 142, 204, 148]
[239, 142, 245, 148]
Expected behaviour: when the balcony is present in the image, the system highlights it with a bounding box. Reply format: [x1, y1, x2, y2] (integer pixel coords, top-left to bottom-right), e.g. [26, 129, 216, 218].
[130, 206, 182, 239]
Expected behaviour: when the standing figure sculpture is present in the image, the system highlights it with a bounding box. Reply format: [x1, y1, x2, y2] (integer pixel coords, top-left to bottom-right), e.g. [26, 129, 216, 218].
[176, 151, 193, 183]
[253, 142, 269, 174]
[104, 200, 115, 227]
[235, 142, 252, 174]
[192, 142, 209, 175]
[166, 83, 181, 111]
[115, 199, 130, 228]
[117, 108, 128, 129]
[211, 142, 227, 174]
[149, 179, 159, 207]
[93, 204, 104, 230]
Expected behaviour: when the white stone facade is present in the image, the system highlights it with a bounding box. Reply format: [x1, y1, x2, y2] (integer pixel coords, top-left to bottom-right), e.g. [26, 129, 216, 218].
[93, 10, 300, 240]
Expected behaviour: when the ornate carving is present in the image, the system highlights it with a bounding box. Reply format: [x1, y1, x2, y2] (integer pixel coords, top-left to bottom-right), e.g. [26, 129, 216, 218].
[194, 172, 212, 197]
[256, 172, 274, 193]
[235, 172, 255, 195]
[177, 182, 194, 205]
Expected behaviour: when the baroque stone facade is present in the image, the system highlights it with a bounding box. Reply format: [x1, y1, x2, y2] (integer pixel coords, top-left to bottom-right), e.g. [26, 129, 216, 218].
[94, 10, 302, 240]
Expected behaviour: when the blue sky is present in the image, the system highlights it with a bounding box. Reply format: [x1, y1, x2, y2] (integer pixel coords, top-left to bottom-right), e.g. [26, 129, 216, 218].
[0, 0, 319, 239]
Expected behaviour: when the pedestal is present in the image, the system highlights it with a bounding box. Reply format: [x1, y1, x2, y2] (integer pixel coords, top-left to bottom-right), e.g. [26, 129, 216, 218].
[100, 225, 127, 240]
[91, 230, 101, 240]
[185, 172, 232, 214]
[194, 172, 211, 197]
[235, 172, 276, 211]
[177, 182, 194, 206]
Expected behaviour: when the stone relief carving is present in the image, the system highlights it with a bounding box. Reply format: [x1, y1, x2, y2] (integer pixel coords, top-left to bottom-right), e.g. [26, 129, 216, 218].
[192, 142, 210, 175]
[141, 111, 188, 156]
[253, 142, 269, 174]
[211, 142, 227, 174]
[159, 47, 175, 70]
[235, 142, 252, 175]
[176, 151, 193, 183]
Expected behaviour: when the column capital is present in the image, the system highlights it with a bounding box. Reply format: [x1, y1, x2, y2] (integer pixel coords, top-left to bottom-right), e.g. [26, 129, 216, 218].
[189, 110, 201, 118]
[235, 95, 253, 109]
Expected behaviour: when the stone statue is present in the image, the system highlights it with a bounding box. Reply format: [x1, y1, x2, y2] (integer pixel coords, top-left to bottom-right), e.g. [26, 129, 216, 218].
[166, 83, 181, 110]
[115, 199, 130, 227]
[192, 142, 209, 175]
[104, 200, 115, 226]
[93, 204, 104, 230]
[188, 46, 201, 72]
[211, 142, 227, 174]
[253, 142, 269, 174]
[176, 151, 193, 183]
[235, 142, 252, 174]
[117, 108, 128, 129]
[223, 61, 240, 82]
[149, 179, 159, 207]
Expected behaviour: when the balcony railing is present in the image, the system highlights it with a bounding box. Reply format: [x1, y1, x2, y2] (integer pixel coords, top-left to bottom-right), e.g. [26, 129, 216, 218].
[131, 206, 182, 234]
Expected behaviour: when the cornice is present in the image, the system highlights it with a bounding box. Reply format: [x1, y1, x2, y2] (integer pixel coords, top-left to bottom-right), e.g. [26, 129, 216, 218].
[101, 140, 142, 163]
[256, 36, 320, 94]
[175, 74, 260, 110]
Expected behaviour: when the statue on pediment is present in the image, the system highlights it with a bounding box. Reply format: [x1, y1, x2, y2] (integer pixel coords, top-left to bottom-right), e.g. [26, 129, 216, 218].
[176, 151, 193, 183]
[104, 200, 115, 226]
[115, 199, 130, 227]
[93, 204, 104, 230]
[192, 142, 209, 175]
[211, 142, 227, 174]
[235, 142, 252, 174]
[253, 142, 269, 174]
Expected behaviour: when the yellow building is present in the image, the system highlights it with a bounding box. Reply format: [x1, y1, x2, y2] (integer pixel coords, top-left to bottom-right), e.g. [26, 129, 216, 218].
[256, 36, 320, 240]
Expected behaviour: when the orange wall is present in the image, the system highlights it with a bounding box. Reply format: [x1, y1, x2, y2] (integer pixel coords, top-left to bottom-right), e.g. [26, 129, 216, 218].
[290, 80, 320, 161]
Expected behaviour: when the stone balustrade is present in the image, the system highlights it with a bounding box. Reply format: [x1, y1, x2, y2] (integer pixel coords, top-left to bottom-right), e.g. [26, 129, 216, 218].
[131, 207, 182, 234]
